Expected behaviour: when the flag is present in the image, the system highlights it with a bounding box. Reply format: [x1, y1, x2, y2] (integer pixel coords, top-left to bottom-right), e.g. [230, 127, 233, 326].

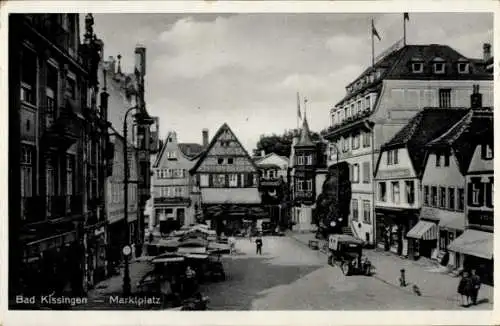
[372, 20, 381, 41]
[404, 12, 410, 21]
[297, 92, 301, 119]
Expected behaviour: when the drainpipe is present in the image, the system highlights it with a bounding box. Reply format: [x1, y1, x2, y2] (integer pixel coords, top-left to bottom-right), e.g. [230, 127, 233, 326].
[365, 120, 375, 247]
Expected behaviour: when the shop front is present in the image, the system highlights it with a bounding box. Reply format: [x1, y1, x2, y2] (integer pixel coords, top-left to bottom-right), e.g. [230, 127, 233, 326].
[375, 207, 419, 257]
[21, 230, 84, 297]
[406, 219, 438, 259]
[84, 223, 107, 290]
[448, 228, 493, 285]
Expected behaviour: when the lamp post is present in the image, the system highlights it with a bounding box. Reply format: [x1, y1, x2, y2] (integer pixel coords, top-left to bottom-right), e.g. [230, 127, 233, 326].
[122, 105, 138, 296]
[329, 142, 341, 232]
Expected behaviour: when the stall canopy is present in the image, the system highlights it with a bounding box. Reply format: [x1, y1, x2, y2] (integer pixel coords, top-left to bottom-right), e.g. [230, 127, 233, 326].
[406, 220, 438, 240]
[420, 207, 464, 231]
[447, 229, 493, 260]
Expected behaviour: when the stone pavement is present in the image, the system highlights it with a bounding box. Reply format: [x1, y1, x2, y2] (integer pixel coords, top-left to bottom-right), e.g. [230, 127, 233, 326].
[288, 231, 494, 308]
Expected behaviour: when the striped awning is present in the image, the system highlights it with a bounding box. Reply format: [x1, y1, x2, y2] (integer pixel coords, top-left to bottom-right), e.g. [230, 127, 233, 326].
[406, 221, 438, 240]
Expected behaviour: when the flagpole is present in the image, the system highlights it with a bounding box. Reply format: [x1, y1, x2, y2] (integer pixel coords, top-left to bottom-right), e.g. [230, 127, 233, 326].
[371, 19, 375, 67]
[403, 16, 407, 46]
[296, 92, 300, 131]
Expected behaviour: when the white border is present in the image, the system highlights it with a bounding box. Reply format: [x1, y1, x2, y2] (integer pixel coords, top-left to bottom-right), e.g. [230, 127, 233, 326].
[1, 1, 498, 326]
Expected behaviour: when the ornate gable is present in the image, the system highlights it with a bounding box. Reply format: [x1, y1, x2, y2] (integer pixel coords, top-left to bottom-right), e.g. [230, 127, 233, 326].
[191, 123, 258, 174]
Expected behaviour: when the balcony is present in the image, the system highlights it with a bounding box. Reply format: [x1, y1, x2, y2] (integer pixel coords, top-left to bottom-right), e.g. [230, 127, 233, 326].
[321, 109, 373, 139]
[42, 101, 81, 150]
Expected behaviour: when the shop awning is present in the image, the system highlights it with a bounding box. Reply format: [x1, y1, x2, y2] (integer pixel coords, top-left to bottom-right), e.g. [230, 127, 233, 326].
[406, 220, 438, 240]
[420, 207, 465, 230]
[201, 188, 261, 204]
[447, 229, 493, 260]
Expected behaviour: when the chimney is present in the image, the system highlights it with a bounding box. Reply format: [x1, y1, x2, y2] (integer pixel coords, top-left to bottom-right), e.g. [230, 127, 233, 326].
[483, 43, 492, 62]
[202, 129, 209, 148]
[261, 150, 266, 157]
[471, 84, 483, 109]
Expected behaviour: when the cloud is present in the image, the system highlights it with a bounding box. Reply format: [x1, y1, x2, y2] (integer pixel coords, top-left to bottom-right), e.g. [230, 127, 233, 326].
[94, 13, 493, 152]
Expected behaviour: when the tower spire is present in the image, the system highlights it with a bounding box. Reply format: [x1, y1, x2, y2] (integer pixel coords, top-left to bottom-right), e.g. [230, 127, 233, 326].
[117, 54, 122, 75]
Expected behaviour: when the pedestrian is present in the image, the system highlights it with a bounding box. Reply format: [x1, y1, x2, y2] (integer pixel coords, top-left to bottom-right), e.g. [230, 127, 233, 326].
[255, 236, 263, 255]
[228, 236, 236, 255]
[470, 269, 482, 305]
[457, 271, 473, 307]
[183, 265, 197, 298]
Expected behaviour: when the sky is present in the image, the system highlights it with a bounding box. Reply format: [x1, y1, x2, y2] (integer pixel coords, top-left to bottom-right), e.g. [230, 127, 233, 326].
[89, 13, 493, 153]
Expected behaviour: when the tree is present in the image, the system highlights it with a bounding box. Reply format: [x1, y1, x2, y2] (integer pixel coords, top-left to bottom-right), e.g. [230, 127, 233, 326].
[253, 129, 321, 158]
[314, 162, 351, 238]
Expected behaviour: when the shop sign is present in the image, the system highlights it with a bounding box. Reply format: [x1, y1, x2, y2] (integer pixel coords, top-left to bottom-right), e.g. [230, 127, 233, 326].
[377, 169, 412, 179]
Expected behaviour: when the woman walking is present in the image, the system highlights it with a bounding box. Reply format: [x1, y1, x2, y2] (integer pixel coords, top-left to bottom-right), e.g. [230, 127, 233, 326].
[457, 271, 473, 307]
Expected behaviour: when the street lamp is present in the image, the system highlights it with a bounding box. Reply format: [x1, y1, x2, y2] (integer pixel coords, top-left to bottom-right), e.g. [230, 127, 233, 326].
[329, 142, 341, 232]
[122, 105, 139, 296]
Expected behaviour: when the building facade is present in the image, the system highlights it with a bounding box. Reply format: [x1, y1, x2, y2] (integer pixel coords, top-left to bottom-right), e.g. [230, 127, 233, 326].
[254, 151, 290, 227]
[151, 131, 204, 232]
[10, 14, 108, 299]
[446, 106, 493, 284]
[375, 108, 469, 257]
[323, 43, 493, 246]
[190, 123, 262, 235]
[290, 118, 328, 232]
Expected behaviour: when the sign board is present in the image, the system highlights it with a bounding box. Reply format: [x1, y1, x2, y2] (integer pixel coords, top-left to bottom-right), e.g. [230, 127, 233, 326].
[377, 168, 412, 180]
[328, 235, 338, 250]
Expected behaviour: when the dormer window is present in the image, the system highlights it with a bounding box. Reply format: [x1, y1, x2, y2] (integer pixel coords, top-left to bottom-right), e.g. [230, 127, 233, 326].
[458, 62, 469, 74]
[433, 58, 446, 74]
[411, 62, 423, 73]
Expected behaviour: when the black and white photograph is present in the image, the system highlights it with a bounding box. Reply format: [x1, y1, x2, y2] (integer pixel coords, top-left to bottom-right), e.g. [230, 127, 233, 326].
[3, 1, 497, 324]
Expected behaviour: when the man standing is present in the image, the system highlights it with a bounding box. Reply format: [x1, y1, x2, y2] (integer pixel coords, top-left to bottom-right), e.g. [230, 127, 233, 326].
[470, 269, 482, 305]
[255, 236, 263, 255]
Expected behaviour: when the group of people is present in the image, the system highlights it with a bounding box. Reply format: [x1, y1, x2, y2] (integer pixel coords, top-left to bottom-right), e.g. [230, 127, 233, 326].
[457, 269, 482, 307]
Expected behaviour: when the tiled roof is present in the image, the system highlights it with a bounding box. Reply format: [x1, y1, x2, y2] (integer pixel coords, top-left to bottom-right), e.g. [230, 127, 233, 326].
[178, 143, 204, 158]
[426, 108, 493, 174]
[337, 44, 492, 106]
[380, 108, 469, 176]
[201, 188, 261, 204]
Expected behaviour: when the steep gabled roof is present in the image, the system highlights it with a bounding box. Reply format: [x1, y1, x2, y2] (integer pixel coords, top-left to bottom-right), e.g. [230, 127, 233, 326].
[190, 123, 259, 173]
[379, 108, 469, 177]
[253, 152, 290, 165]
[426, 108, 493, 174]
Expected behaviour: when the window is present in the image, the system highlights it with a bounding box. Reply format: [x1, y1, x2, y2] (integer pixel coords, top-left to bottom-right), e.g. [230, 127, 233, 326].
[306, 155, 312, 165]
[412, 62, 423, 73]
[444, 154, 450, 167]
[352, 134, 360, 150]
[394, 149, 399, 164]
[405, 181, 415, 205]
[481, 144, 493, 160]
[167, 151, 177, 160]
[213, 174, 226, 187]
[175, 187, 183, 197]
[435, 153, 441, 167]
[66, 155, 74, 195]
[296, 180, 303, 191]
[365, 96, 371, 110]
[21, 146, 34, 199]
[351, 199, 359, 221]
[297, 155, 304, 165]
[457, 188, 464, 211]
[440, 187, 447, 208]
[434, 62, 445, 74]
[424, 186, 429, 205]
[387, 149, 398, 165]
[362, 132, 370, 147]
[448, 187, 455, 210]
[472, 183, 481, 206]
[200, 174, 209, 187]
[391, 181, 400, 204]
[458, 63, 469, 74]
[363, 200, 371, 224]
[306, 179, 313, 191]
[21, 49, 37, 105]
[362, 162, 370, 184]
[229, 174, 238, 187]
[343, 138, 349, 152]
[66, 76, 76, 100]
[166, 169, 173, 178]
[352, 164, 359, 183]
[439, 89, 451, 108]
[228, 158, 234, 164]
[378, 182, 386, 202]
[430, 186, 437, 207]
[218, 158, 224, 164]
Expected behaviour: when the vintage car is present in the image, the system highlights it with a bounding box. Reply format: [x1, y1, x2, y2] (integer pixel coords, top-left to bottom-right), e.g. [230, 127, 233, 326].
[327, 234, 372, 276]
